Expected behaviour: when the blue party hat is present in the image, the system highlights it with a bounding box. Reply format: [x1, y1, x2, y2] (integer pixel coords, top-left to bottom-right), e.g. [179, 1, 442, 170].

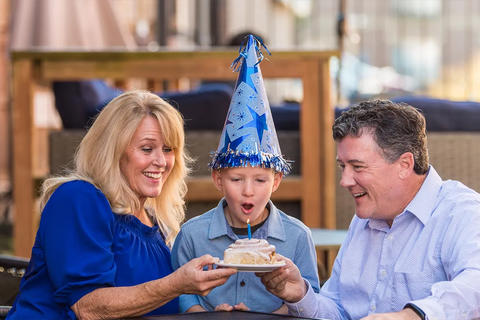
[209, 35, 291, 174]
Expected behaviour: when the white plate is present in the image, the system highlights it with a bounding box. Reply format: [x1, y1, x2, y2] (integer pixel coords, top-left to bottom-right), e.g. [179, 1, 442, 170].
[216, 260, 286, 272]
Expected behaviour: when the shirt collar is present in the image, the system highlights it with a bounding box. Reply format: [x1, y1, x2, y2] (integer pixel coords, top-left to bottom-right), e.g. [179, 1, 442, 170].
[403, 165, 442, 226]
[367, 165, 442, 230]
[208, 198, 286, 241]
[263, 201, 287, 241]
[209, 199, 230, 240]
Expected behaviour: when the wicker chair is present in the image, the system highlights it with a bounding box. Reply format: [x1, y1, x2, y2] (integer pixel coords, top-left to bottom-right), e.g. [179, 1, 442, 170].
[0, 255, 29, 318]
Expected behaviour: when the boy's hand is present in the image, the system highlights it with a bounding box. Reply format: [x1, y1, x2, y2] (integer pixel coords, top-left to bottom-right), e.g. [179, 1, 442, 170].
[360, 308, 422, 320]
[215, 303, 234, 312]
[257, 255, 307, 303]
[215, 302, 250, 312]
[233, 302, 249, 311]
[186, 305, 207, 313]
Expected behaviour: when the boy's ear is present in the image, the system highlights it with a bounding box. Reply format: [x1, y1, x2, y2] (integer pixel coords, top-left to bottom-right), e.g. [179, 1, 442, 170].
[211, 170, 223, 192]
[272, 172, 283, 193]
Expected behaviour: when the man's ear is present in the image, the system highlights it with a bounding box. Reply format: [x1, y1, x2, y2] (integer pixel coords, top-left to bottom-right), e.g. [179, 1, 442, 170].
[272, 172, 283, 193]
[211, 170, 223, 192]
[398, 152, 415, 179]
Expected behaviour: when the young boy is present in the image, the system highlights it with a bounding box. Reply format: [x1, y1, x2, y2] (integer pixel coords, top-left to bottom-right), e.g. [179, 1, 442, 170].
[171, 35, 319, 314]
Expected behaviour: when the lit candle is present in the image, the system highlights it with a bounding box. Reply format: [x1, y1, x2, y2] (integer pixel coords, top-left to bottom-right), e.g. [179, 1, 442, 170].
[247, 218, 252, 239]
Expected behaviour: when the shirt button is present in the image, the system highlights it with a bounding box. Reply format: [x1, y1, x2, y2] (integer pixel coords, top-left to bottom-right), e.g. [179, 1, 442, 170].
[380, 269, 387, 278]
[370, 304, 376, 312]
[240, 280, 246, 287]
[387, 234, 393, 240]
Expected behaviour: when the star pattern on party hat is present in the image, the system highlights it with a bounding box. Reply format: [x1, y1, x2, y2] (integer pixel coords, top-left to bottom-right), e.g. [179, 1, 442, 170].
[239, 106, 268, 145]
[209, 34, 291, 174]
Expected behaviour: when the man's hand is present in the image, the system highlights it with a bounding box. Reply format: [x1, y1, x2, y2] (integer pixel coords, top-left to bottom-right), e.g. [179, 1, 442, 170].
[360, 308, 422, 320]
[172, 255, 237, 296]
[257, 256, 307, 303]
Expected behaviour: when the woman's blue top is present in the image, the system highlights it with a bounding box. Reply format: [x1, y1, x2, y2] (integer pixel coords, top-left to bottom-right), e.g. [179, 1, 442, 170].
[7, 180, 178, 319]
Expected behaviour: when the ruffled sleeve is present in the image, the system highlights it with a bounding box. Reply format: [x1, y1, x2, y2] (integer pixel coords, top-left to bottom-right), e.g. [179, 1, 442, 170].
[38, 180, 116, 307]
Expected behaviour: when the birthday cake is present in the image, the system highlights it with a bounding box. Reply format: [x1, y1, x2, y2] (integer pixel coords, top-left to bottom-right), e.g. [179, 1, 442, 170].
[224, 238, 277, 264]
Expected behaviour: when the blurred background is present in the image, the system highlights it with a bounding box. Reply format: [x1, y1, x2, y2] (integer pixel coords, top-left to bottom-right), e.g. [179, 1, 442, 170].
[2, 0, 480, 254]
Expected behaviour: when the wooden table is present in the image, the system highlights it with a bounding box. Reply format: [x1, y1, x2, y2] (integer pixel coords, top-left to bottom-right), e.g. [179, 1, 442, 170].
[11, 49, 338, 257]
[130, 310, 315, 320]
[310, 228, 347, 279]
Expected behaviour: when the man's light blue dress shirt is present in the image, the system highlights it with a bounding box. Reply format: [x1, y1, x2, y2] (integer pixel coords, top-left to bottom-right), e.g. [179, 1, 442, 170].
[171, 199, 320, 313]
[287, 166, 480, 319]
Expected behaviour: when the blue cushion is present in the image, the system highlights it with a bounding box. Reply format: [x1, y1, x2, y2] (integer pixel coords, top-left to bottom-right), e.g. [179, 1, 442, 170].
[391, 96, 480, 131]
[55, 81, 480, 133]
[53, 80, 302, 131]
[53, 80, 121, 129]
[335, 96, 480, 132]
[162, 84, 232, 131]
[270, 103, 300, 131]
[53, 81, 231, 130]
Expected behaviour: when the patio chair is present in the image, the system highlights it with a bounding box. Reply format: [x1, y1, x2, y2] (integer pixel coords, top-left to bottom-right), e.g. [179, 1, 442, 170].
[0, 254, 29, 318]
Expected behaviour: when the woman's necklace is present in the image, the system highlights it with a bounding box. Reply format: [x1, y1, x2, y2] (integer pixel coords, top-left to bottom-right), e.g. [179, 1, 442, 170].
[136, 208, 154, 227]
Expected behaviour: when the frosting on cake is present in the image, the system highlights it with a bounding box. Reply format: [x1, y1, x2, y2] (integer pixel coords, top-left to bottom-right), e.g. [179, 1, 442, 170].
[224, 238, 277, 264]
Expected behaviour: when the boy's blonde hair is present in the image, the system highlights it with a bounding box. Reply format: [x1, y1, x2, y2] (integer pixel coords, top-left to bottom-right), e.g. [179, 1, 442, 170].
[40, 90, 191, 244]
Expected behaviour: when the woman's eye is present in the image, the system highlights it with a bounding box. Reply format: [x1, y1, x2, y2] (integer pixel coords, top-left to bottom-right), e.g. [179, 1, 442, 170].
[256, 179, 266, 183]
[163, 146, 173, 153]
[142, 147, 153, 153]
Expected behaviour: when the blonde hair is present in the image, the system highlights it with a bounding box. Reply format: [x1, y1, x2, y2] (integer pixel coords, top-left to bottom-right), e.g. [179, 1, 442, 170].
[40, 90, 191, 244]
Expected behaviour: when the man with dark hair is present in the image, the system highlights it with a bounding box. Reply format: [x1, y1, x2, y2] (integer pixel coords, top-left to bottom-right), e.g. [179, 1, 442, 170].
[260, 100, 480, 319]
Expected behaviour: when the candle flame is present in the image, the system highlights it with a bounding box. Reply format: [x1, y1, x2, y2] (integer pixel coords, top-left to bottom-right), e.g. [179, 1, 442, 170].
[247, 218, 250, 224]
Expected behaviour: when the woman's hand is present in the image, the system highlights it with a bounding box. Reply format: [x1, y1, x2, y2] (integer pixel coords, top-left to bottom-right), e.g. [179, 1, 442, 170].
[257, 255, 307, 303]
[171, 254, 237, 296]
[72, 255, 235, 319]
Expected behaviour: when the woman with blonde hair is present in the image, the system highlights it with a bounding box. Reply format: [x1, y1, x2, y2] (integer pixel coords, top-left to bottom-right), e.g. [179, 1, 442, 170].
[7, 91, 236, 319]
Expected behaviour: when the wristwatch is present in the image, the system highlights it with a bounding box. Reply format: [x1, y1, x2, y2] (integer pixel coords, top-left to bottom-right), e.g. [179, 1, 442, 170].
[404, 303, 426, 320]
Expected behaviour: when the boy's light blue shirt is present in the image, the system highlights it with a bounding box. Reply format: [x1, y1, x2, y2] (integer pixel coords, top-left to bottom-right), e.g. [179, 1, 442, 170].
[171, 199, 320, 313]
[286, 166, 480, 320]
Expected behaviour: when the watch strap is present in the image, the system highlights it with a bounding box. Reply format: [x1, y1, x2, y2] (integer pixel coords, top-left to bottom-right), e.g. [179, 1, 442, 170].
[404, 303, 426, 320]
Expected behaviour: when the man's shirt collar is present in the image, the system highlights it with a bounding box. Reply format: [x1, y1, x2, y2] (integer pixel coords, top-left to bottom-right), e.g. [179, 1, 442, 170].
[404, 165, 442, 226]
[367, 165, 442, 230]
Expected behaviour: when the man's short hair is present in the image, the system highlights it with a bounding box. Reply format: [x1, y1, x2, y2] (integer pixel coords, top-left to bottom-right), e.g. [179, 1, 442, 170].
[332, 99, 429, 174]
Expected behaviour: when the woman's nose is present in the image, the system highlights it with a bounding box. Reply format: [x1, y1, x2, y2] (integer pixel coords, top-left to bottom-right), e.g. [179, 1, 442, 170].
[153, 151, 167, 168]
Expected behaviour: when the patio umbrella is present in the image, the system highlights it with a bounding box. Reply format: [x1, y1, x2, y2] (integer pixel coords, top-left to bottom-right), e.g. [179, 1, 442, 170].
[10, 0, 135, 49]
[8, 0, 137, 170]
[9, 0, 137, 128]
